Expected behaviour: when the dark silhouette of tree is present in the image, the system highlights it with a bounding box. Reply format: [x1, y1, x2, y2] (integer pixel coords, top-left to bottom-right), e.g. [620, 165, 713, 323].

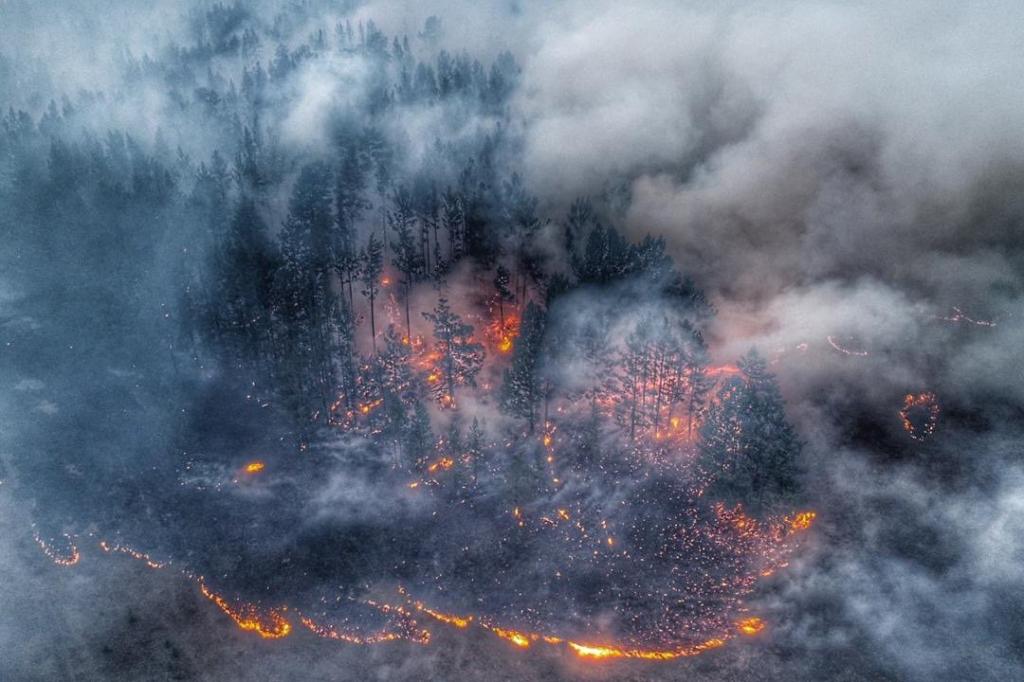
[335, 144, 370, 312]
[422, 297, 484, 407]
[361, 232, 384, 352]
[493, 264, 512, 327]
[389, 193, 422, 338]
[501, 301, 546, 432]
[697, 350, 801, 512]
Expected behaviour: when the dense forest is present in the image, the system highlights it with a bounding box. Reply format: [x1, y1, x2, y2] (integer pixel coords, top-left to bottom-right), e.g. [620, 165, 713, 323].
[1, 1, 807, 653]
[6, 2, 1021, 681]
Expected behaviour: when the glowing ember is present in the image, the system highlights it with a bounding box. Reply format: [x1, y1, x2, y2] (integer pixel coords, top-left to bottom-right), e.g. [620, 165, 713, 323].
[936, 306, 996, 327]
[788, 511, 817, 531]
[489, 626, 532, 648]
[414, 603, 474, 628]
[826, 335, 869, 357]
[567, 637, 726, 660]
[426, 456, 455, 474]
[99, 540, 166, 569]
[33, 530, 80, 567]
[736, 616, 765, 635]
[199, 582, 292, 639]
[900, 392, 940, 441]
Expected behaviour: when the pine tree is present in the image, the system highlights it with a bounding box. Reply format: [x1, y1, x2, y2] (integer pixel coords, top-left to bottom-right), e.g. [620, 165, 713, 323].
[214, 198, 277, 375]
[404, 401, 433, 470]
[501, 301, 546, 432]
[389, 189, 421, 338]
[466, 417, 486, 484]
[335, 144, 370, 311]
[360, 233, 384, 352]
[422, 297, 484, 407]
[493, 264, 512, 326]
[696, 350, 801, 512]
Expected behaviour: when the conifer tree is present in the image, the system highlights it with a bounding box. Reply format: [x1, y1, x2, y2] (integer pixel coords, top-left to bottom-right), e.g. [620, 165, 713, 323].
[501, 301, 546, 432]
[422, 297, 484, 406]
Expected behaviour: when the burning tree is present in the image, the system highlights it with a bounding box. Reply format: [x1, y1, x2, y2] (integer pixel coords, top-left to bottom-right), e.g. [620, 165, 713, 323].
[422, 297, 485, 407]
[697, 350, 802, 512]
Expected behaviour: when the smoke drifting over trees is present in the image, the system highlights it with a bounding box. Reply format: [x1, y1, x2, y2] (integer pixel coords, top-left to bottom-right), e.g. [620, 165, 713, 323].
[2, 1, 1023, 680]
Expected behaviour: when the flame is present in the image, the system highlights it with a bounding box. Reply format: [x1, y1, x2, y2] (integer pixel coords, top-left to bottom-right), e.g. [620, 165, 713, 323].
[299, 615, 421, 645]
[706, 363, 742, 378]
[900, 392, 940, 441]
[788, 511, 816, 532]
[489, 626, 532, 648]
[99, 540, 166, 569]
[567, 637, 726, 660]
[415, 603, 473, 628]
[736, 616, 765, 636]
[33, 531, 80, 567]
[426, 456, 455, 474]
[485, 308, 520, 355]
[199, 581, 292, 639]
[243, 461, 265, 474]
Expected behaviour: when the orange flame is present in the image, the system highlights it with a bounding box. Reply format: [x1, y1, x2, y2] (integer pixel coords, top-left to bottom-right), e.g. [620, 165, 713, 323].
[199, 582, 291, 639]
[736, 616, 765, 636]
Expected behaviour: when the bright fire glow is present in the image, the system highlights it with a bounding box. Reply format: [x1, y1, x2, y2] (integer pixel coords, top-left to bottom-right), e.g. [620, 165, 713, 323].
[737, 616, 765, 635]
[199, 581, 292, 639]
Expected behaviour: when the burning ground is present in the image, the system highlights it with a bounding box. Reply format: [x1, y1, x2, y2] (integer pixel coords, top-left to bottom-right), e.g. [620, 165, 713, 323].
[2, 1, 1024, 681]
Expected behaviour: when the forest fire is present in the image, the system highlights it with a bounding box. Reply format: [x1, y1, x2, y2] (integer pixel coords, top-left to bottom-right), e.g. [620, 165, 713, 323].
[99, 540, 166, 569]
[788, 511, 817, 531]
[488, 626, 533, 648]
[243, 460, 265, 474]
[737, 616, 765, 635]
[33, 530, 80, 567]
[826, 335, 870, 357]
[199, 582, 292, 639]
[936, 306, 996, 327]
[566, 637, 726, 660]
[486, 310, 520, 355]
[900, 392, 940, 441]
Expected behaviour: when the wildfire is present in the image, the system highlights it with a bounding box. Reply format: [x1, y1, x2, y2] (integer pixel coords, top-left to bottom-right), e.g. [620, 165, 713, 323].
[736, 616, 765, 636]
[936, 306, 996, 327]
[566, 637, 726, 660]
[485, 309, 520, 355]
[426, 456, 455, 474]
[299, 615, 423, 645]
[706, 363, 742, 378]
[99, 540, 166, 569]
[788, 511, 817, 531]
[488, 626, 532, 648]
[199, 581, 292, 639]
[826, 335, 869, 357]
[900, 392, 940, 441]
[243, 460, 265, 474]
[415, 603, 473, 628]
[33, 530, 80, 567]
[359, 399, 383, 415]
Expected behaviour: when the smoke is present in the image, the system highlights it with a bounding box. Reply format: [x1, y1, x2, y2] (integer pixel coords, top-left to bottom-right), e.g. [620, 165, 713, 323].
[3, 1, 1024, 680]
